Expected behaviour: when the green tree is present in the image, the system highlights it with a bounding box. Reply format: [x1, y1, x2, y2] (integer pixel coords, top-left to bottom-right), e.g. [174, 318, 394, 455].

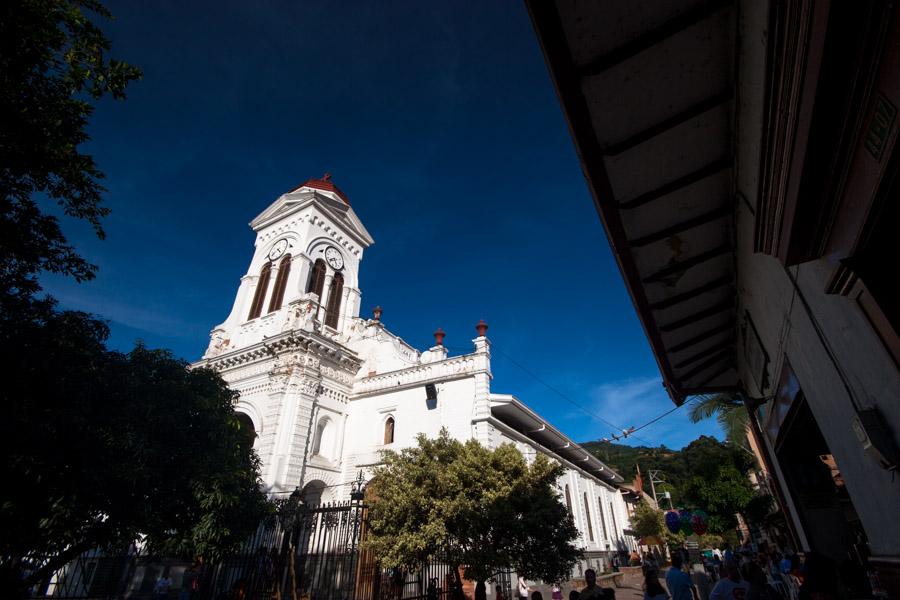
[630, 500, 664, 540]
[0, 313, 271, 590]
[1, 0, 141, 311]
[367, 431, 581, 598]
[1, 2, 270, 595]
[687, 393, 749, 446]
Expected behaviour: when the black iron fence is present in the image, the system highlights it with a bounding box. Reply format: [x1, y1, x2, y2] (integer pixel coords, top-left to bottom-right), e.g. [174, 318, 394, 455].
[25, 497, 502, 600]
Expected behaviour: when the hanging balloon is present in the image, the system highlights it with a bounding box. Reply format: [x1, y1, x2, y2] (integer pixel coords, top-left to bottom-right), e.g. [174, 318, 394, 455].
[691, 510, 709, 536]
[665, 510, 681, 534]
[679, 509, 694, 535]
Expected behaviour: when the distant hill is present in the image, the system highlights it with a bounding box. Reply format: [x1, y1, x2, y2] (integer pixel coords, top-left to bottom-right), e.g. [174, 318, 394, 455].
[582, 436, 734, 507]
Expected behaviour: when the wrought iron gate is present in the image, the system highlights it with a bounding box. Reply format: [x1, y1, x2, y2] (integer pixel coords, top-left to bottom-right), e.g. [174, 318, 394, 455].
[26, 496, 477, 600]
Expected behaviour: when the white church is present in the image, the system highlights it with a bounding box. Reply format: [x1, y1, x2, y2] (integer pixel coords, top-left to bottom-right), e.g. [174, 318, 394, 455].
[192, 175, 636, 569]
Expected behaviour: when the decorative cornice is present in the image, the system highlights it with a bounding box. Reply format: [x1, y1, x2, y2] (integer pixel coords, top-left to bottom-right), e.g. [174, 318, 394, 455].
[352, 353, 486, 397]
[193, 328, 362, 373]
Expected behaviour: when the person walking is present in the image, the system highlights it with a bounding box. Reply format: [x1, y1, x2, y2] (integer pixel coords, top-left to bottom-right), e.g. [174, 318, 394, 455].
[709, 561, 749, 600]
[666, 554, 699, 600]
[643, 569, 668, 600]
[517, 575, 532, 600]
[579, 569, 605, 600]
[552, 583, 563, 600]
[154, 574, 172, 600]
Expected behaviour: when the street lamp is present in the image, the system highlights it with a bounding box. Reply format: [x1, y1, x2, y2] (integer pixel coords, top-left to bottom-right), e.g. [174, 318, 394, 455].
[350, 470, 367, 502]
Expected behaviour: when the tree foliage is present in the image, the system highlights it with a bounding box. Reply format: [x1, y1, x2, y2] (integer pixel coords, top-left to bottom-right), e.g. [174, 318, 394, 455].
[687, 394, 750, 445]
[1, 0, 141, 309]
[630, 500, 664, 540]
[584, 436, 756, 534]
[366, 430, 581, 587]
[1, 1, 269, 594]
[0, 310, 271, 587]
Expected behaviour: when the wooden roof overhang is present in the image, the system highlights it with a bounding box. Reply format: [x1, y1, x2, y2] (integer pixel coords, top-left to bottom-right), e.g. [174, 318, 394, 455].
[526, 0, 741, 404]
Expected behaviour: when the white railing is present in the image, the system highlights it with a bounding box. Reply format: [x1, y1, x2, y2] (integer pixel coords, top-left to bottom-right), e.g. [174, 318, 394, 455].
[354, 354, 481, 395]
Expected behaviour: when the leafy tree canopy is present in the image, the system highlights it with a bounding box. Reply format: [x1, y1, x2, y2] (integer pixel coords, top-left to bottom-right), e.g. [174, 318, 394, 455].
[1, 1, 269, 594]
[630, 500, 664, 540]
[1, 0, 140, 309]
[366, 430, 581, 588]
[584, 436, 757, 534]
[0, 311, 271, 587]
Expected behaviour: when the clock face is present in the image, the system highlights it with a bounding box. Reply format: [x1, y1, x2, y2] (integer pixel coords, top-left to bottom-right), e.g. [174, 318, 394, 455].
[268, 239, 288, 261]
[324, 247, 344, 270]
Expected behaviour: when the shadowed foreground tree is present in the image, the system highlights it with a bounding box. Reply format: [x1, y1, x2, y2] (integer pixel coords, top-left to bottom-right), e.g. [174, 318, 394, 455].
[366, 430, 581, 600]
[1, 1, 270, 595]
[0, 312, 271, 591]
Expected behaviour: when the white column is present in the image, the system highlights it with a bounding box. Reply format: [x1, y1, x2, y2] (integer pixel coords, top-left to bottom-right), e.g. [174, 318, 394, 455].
[288, 255, 312, 303]
[318, 272, 334, 323]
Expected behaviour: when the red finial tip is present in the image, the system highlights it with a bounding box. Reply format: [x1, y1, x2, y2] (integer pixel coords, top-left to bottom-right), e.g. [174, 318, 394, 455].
[322, 172, 332, 181]
[433, 327, 446, 346]
[475, 319, 489, 337]
[372, 305, 382, 321]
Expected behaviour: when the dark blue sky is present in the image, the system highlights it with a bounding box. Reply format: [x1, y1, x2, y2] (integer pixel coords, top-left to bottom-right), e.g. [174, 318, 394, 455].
[43, 0, 721, 448]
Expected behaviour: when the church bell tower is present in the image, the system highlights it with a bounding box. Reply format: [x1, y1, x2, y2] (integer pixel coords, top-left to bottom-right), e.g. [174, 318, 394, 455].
[196, 175, 374, 493]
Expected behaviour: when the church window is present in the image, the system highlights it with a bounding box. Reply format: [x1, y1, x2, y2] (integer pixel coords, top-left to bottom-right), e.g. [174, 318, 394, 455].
[564, 485, 572, 515]
[609, 502, 619, 539]
[383, 416, 394, 445]
[307, 259, 326, 299]
[268, 254, 292, 312]
[324, 272, 344, 329]
[597, 497, 608, 540]
[583, 493, 594, 541]
[312, 417, 331, 458]
[247, 262, 271, 320]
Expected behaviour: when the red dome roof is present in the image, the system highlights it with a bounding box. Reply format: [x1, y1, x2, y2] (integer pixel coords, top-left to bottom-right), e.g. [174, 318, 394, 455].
[290, 173, 350, 205]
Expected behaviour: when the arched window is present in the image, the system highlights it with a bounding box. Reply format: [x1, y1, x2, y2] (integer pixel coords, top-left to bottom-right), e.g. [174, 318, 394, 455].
[268, 254, 292, 312]
[383, 416, 394, 445]
[609, 501, 619, 540]
[307, 258, 326, 299]
[597, 497, 608, 540]
[312, 419, 326, 456]
[583, 493, 594, 541]
[247, 262, 272, 320]
[324, 272, 344, 329]
[564, 485, 572, 515]
[236, 412, 256, 449]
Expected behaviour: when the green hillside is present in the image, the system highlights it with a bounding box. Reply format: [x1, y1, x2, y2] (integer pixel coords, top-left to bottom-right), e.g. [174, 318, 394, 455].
[582, 435, 757, 532]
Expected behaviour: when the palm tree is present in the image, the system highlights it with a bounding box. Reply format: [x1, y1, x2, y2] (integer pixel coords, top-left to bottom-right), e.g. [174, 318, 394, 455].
[687, 393, 749, 445]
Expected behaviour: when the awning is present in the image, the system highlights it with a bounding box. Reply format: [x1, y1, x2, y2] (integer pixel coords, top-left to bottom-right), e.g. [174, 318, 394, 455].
[526, 0, 741, 404]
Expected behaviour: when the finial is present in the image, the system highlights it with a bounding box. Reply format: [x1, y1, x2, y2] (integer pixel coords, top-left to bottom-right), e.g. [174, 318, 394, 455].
[433, 327, 446, 346]
[322, 172, 332, 181]
[475, 319, 489, 337]
[372, 305, 383, 321]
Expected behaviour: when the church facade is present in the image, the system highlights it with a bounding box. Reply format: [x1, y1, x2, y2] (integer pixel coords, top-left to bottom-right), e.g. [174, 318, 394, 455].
[192, 176, 635, 569]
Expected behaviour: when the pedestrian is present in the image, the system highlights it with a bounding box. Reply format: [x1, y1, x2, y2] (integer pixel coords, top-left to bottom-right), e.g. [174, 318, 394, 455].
[569, 591, 580, 600]
[742, 562, 780, 600]
[552, 583, 563, 600]
[797, 552, 838, 600]
[691, 563, 712, 600]
[579, 568, 604, 600]
[517, 575, 531, 600]
[154, 573, 172, 600]
[709, 560, 749, 600]
[495, 585, 505, 600]
[665, 554, 699, 600]
[643, 569, 668, 600]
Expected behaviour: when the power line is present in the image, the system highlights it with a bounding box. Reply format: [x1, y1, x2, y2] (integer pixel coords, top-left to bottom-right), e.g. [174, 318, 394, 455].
[487, 344, 656, 445]
[438, 343, 690, 446]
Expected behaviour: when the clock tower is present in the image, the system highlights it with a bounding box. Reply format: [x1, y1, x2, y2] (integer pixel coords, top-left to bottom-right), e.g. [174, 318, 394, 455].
[195, 175, 374, 494]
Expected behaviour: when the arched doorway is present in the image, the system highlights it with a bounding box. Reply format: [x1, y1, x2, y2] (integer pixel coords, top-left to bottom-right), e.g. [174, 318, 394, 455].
[236, 412, 256, 448]
[300, 480, 329, 506]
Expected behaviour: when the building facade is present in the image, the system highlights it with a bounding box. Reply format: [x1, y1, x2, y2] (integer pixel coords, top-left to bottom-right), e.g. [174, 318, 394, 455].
[526, 0, 900, 594]
[192, 175, 635, 574]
